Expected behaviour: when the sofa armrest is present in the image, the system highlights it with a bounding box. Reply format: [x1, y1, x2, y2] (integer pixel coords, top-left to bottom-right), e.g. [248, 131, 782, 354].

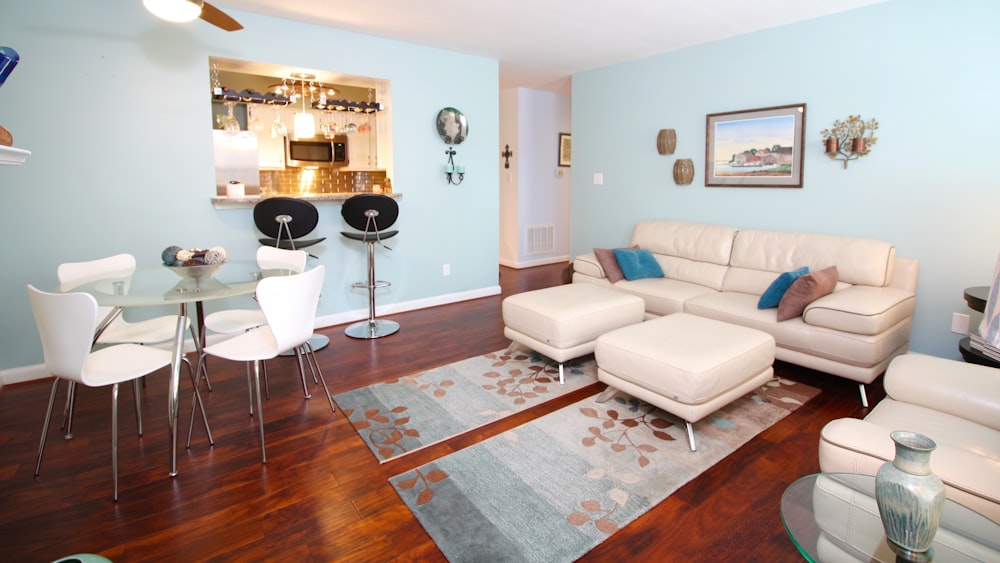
[572, 253, 606, 280]
[889, 256, 919, 292]
[885, 354, 1000, 431]
[803, 286, 916, 335]
[819, 418, 1000, 520]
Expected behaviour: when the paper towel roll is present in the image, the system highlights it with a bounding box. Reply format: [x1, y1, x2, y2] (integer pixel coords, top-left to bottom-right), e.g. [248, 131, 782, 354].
[226, 181, 245, 197]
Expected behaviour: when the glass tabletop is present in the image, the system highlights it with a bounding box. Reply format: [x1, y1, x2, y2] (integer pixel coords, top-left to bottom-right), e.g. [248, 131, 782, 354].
[780, 473, 1000, 562]
[57, 260, 294, 306]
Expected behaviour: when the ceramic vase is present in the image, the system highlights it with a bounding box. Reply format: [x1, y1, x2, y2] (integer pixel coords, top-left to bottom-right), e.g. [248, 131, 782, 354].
[875, 431, 946, 554]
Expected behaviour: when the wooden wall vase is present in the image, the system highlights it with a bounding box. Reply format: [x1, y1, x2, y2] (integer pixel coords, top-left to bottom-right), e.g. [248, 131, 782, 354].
[673, 158, 694, 185]
[657, 129, 676, 155]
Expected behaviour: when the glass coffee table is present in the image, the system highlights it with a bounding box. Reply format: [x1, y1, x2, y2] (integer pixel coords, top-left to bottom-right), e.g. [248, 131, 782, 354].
[780, 473, 1000, 562]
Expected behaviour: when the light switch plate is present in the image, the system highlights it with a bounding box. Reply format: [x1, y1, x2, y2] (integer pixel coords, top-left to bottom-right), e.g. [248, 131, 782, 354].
[593, 172, 603, 185]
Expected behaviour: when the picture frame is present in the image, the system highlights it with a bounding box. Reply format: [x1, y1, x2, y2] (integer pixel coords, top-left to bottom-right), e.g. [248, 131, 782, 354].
[558, 133, 571, 167]
[705, 103, 806, 188]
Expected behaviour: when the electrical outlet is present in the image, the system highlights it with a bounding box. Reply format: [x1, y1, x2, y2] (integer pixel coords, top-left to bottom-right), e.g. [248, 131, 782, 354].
[593, 172, 604, 185]
[443, 264, 451, 277]
[951, 312, 970, 334]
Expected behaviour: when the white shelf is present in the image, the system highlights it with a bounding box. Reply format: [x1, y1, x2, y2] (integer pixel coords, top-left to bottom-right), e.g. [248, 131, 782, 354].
[0, 145, 30, 165]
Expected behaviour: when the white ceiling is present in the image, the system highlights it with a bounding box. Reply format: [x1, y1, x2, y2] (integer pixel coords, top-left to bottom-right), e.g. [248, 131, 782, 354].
[216, 0, 887, 94]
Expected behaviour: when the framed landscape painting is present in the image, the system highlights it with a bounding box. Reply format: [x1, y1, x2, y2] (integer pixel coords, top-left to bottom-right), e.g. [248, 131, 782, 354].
[705, 103, 806, 188]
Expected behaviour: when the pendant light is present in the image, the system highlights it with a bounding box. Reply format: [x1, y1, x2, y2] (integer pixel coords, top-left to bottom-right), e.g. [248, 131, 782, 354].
[292, 73, 316, 139]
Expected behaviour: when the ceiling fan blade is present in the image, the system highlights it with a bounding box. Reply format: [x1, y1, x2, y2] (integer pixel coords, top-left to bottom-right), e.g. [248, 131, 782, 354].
[200, 1, 243, 31]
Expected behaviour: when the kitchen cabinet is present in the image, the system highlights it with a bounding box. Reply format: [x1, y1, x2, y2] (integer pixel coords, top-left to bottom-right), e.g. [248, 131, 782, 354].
[257, 129, 286, 170]
[345, 116, 380, 170]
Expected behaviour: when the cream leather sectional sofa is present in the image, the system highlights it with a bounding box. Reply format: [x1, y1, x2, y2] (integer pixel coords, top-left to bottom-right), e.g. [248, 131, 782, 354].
[572, 220, 918, 406]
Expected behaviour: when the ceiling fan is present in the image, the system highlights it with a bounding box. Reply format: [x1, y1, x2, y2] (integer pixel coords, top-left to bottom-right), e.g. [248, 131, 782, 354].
[143, 0, 244, 32]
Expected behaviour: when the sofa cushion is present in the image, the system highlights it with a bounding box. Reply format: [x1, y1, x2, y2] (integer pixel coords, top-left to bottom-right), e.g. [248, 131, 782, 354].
[593, 245, 636, 283]
[778, 266, 839, 321]
[803, 286, 916, 335]
[614, 248, 664, 280]
[758, 267, 809, 309]
[618, 277, 718, 316]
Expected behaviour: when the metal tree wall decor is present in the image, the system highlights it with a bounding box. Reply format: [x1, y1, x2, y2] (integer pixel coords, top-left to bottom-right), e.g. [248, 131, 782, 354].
[821, 115, 879, 169]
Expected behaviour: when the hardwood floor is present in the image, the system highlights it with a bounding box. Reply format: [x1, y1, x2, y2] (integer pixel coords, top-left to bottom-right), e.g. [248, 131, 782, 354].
[0, 263, 882, 561]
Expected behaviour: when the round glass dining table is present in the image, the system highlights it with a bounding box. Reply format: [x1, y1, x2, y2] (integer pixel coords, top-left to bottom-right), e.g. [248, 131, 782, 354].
[59, 260, 298, 477]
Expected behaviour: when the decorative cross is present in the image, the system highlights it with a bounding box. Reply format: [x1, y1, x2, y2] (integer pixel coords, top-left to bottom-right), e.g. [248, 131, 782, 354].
[501, 144, 513, 169]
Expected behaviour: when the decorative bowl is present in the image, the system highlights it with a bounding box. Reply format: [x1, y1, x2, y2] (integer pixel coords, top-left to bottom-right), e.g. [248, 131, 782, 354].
[166, 262, 225, 279]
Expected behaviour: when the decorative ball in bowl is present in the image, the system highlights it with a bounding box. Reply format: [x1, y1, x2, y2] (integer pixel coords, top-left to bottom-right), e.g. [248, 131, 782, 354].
[166, 262, 225, 279]
[161, 245, 228, 279]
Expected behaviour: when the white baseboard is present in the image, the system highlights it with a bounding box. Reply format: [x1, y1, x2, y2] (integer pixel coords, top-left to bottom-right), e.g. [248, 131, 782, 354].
[0, 285, 502, 386]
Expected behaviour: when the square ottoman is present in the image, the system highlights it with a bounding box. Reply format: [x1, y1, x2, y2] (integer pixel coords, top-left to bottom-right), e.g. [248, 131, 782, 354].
[503, 284, 646, 383]
[595, 313, 775, 451]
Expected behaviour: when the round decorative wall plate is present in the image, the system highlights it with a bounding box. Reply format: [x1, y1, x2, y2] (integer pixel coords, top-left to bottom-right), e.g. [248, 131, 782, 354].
[436, 107, 468, 145]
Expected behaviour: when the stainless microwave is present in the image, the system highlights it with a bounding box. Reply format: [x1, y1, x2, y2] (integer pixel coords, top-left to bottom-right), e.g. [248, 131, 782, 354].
[285, 135, 348, 168]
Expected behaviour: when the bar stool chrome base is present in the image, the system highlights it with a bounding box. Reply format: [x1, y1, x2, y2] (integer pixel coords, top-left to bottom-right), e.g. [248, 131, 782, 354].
[280, 334, 329, 356]
[345, 318, 399, 339]
[340, 194, 401, 340]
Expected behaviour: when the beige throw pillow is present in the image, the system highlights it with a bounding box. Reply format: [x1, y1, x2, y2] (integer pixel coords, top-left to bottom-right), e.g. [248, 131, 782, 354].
[777, 266, 839, 321]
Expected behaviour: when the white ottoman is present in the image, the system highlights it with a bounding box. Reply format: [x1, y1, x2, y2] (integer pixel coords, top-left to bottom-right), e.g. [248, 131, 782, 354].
[502, 284, 646, 383]
[595, 313, 775, 451]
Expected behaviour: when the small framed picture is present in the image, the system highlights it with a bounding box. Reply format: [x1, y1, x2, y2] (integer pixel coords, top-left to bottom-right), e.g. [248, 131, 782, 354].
[705, 103, 806, 188]
[558, 133, 572, 167]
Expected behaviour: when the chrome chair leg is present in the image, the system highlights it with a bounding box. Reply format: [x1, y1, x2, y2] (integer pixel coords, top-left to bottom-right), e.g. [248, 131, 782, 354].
[252, 360, 267, 464]
[112, 382, 120, 502]
[133, 379, 143, 436]
[185, 357, 214, 449]
[303, 341, 336, 413]
[62, 380, 77, 439]
[294, 348, 312, 400]
[187, 319, 213, 392]
[245, 362, 255, 415]
[34, 379, 60, 477]
[262, 361, 270, 400]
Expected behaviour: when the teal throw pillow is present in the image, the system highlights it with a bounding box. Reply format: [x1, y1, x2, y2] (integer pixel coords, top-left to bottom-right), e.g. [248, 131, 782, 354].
[613, 248, 664, 281]
[757, 267, 809, 309]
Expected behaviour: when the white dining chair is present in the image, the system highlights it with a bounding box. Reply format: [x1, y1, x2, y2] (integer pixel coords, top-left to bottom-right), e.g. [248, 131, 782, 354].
[57, 253, 186, 347]
[27, 285, 212, 501]
[200, 247, 317, 401]
[193, 266, 334, 463]
[203, 246, 307, 336]
[57, 253, 200, 438]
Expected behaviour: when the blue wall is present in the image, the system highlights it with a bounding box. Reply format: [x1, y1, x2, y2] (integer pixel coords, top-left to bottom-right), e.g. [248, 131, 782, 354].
[570, 0, 1000, 359]
[0, 1, 499, 372]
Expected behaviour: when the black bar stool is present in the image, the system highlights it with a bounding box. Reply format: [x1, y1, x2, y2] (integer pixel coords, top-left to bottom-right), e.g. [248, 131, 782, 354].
[340, 194, 399, 339]
[253, 197, 329, 351]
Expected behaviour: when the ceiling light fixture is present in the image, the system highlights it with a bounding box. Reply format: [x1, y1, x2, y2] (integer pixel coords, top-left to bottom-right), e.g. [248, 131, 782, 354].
[292, 73, 316, 139]
[143, 0, 203, 23]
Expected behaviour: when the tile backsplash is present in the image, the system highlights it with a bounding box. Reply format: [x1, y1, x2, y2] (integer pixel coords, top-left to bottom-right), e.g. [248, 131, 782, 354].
[259, 168, 388, 196]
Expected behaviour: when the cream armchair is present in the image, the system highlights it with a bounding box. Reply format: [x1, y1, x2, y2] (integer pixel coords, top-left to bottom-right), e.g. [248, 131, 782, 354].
[818, 353, 1000, 523]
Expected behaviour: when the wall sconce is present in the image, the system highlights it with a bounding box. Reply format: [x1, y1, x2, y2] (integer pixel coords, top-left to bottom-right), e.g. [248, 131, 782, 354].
[501, 144, 513, 169]
[445, 147, 465, 185]
[821, 115, 878, 169]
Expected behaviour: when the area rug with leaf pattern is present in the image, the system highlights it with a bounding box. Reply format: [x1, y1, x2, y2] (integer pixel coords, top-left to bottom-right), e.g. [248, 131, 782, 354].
[333, 346, 598, 463]
[389, 377, 819, 562]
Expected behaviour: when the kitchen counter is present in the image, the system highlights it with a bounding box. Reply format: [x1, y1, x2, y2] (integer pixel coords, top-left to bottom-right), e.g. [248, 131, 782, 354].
[211, 192, 400, 209]
[0, 145, 31, 165]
